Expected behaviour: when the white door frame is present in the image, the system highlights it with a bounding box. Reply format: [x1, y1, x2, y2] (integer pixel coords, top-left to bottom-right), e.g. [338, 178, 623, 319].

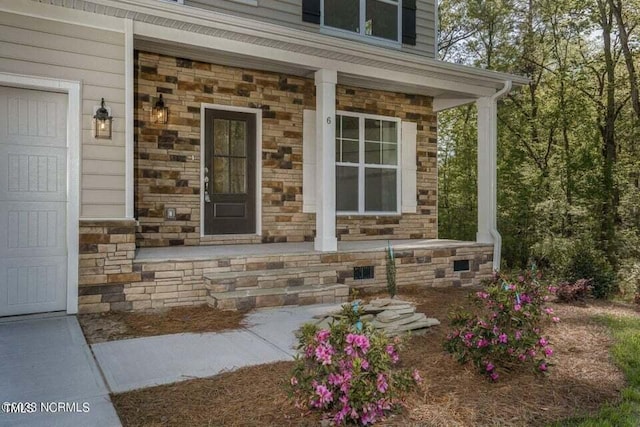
[0, 72, 81, 315]
[199, 103, 262, 238]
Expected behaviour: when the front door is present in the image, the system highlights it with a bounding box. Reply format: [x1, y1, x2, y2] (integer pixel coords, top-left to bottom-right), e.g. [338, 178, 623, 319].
[204, 109, 256, 235]
[0, 87, 68, 316]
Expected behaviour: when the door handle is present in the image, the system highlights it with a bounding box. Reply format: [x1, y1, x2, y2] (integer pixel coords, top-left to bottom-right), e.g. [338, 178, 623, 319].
[204, 167, 211, 203]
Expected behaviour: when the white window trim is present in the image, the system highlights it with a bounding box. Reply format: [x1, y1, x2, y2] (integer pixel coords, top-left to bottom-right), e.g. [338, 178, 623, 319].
[320, 0, 402, 48]
[200, 104, 262, 237]
[335, 110, 401, 216]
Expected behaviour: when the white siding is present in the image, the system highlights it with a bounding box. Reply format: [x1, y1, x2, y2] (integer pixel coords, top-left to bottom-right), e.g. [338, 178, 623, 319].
[0, 12, 126, 218]
[186, 0, 437, 57]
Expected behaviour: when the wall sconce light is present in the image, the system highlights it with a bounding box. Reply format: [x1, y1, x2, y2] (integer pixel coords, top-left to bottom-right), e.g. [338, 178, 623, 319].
[152, 94, 169, 124]
[93, 98, 113, 139]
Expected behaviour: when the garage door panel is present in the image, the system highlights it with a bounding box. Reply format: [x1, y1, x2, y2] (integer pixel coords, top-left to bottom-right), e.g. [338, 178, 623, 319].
[0, 145, 66, 202]
[0, 86, 68, 317]
[0, 257, 67, 317]
[0, 202, 66, 258]
[0, 87, 67, 147]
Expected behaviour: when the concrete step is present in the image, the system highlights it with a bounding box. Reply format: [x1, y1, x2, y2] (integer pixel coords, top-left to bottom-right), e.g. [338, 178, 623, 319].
[207, 283, 350, 311]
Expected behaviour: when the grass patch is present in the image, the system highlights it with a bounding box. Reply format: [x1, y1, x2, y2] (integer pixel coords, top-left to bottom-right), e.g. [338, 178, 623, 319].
[554, 314, 640, 426]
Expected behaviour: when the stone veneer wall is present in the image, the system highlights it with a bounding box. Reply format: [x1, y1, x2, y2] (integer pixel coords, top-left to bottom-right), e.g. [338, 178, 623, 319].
[134, 51, 437, 247]
[78, 220, 138, 313]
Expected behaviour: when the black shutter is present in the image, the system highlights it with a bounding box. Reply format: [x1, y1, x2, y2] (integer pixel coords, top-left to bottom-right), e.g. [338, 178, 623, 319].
[302, 0, 321, 24]
[402, 0, 417, 45]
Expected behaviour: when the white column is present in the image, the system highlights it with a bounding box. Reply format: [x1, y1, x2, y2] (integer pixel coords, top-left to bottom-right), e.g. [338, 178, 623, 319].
[314, 69, 338, 252]
[476, 96, 501, 270]
[476, 97, 497, 243]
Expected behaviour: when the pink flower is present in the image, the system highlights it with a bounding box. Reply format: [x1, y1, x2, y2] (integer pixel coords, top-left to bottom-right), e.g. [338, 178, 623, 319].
[476, 291, 489, 299]
[490, 372, 500, 381]
[315, 384, 333, 406]
[498, 333, 508, 344]
[518, 275, 525, 282]
[518, 353, 527, 362]
[315, 329, 330, 343]
[515, 330, 523, 340]
[464, 332, 474, 341]
[538, 337, 549, 347]
[552, 316, 560, 323]
[548, 286, 558, 294]
[545, 347, 554, 357]
[346, 333, 370, 353]
[529, 349, 537, 357]
[290, 376, 298, 386]
[539, 363, 548, 372]
[412, 369, 423, 383]
[514, 304, 522, 311]
[477, 338, 490, 348]
[377, 373, 389, 393]
[361, 358, 370, 370]
[544, 307, 554, 315]
[315, 343, 335, 365]
[486, 362, 495, 372]
[328, 373, 343, 386]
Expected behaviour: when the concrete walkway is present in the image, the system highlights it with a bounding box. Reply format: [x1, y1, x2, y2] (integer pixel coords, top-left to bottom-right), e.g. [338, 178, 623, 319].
[92, 303, 340, 393]
[0, 315, 121, 427]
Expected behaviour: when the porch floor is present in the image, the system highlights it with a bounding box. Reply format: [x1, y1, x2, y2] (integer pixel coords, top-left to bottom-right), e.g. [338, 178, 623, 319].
[135, 239, 481, 262]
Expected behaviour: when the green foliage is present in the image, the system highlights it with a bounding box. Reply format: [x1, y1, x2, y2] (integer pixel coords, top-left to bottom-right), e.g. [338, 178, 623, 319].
[444, 269, 558, 381]
[385, 243, 397, 298]
[563, 242, 616, 299]
[289, 304, 421, 425]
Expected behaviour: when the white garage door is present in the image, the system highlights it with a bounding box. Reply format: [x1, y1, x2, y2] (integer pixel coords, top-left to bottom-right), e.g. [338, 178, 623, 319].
[0, 87, 68, 316]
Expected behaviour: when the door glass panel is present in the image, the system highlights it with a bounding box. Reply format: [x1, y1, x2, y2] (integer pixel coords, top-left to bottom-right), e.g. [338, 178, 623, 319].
[213, 119, 229, 155]
[336, 166, 359, 211]
[230, 120, 246, 156]
[213, 157, 229, 193]
[366, 0, 399, 41]
[230, 158, 246, 193]
[324, 0, 360, 33]
[365, 168, 396, 211]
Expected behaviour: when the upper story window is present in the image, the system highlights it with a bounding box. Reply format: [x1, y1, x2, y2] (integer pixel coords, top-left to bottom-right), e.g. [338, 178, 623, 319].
[323, 0, 401, 43]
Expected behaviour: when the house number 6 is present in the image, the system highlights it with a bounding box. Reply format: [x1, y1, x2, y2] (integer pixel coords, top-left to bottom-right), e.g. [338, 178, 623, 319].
[327, 117, 332, 124]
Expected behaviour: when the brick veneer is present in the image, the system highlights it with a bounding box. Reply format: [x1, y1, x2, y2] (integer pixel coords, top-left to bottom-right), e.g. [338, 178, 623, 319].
[134, 51, 437, 247]
[78, 220, 137, 313]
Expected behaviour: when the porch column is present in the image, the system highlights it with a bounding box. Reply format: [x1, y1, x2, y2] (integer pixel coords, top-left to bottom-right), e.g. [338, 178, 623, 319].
[314, 69, 338, 252]
[476, 96, 501, 270]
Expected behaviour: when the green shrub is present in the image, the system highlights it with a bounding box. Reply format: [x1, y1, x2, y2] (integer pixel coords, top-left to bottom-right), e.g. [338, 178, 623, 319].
[563, 242, 616, 299]
[444, 268, 558, 381]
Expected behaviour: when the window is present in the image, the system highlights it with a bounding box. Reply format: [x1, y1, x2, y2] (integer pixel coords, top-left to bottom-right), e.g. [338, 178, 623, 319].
[335, 112, 400, 214]
[323, 0, 401, 43]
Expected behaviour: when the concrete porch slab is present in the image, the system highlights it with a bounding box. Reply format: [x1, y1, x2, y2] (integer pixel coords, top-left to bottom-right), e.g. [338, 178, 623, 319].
[134, 239, 475, 262]
[91, 303, 341, 393]
[0, 315, 121, 427]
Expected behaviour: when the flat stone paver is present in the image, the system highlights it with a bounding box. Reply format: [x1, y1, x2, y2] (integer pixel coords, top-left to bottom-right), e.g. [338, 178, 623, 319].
[0, 315, 121, 427]
[92, 303, 341, 393]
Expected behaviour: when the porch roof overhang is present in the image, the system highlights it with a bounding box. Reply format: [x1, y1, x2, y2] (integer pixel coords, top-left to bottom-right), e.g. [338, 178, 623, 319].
[28, 0, 529, 110]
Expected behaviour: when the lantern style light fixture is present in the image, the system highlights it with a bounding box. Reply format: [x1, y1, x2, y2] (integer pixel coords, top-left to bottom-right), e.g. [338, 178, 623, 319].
[93, 98, 113, 139]
[152, 93, 169, 124]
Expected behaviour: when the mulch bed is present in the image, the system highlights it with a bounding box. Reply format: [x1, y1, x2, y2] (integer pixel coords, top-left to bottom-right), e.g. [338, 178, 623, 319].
[112, 287, 633, 426]
[79, 305, 247, 344]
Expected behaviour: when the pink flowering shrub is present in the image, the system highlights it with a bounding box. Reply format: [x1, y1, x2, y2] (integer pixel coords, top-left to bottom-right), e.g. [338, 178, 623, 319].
[444, 268, 559, 382]
[289, 304, 421, 425]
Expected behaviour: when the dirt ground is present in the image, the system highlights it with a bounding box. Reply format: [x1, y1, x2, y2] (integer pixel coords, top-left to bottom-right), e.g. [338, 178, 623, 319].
[79, 305, 247, 344]
[111, 287, 634, 426]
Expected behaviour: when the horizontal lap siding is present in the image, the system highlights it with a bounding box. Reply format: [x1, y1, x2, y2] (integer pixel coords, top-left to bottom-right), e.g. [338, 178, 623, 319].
[0, 12, 126, 218]
[185, 0, 436, 57]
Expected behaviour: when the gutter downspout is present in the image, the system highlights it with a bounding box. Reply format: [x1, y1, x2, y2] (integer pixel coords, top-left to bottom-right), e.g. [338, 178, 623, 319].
[488, 80, 512, 272]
